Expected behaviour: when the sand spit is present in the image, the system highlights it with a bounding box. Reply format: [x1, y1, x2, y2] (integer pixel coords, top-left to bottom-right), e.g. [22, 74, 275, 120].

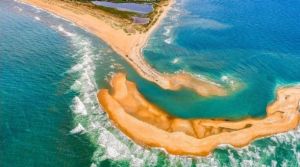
[98, 73, 300, 156]
[23, 0, 227, 97]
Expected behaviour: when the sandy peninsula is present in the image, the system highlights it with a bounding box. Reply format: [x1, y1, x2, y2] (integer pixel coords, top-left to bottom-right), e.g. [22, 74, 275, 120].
[22, 0, 300, 156]
[23, 0, 227, 97]
[98, 73, 300, 156]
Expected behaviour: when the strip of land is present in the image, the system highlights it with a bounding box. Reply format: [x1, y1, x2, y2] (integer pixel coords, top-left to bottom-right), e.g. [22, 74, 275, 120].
[98, 73, 300, 156]
[23, 0, 227, 96]
[22, 0, 300, 156]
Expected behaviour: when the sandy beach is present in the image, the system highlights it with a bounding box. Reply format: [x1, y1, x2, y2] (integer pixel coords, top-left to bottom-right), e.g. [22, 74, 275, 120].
[21, 0, 300, 156]
[98, 73, 300, 156]
[23, 0, 227, 97]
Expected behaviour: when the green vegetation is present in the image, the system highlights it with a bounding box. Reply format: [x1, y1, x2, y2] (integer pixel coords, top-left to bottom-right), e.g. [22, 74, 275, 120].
[67, 0, 169, 32]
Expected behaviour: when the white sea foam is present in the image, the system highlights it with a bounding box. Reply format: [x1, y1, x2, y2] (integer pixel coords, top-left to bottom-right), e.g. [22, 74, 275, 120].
[70, 80, 82, 91]
[29, 4, 43, 13]
[109, 64, 115, 69]
[160, 0, 185, 45]
[163, 25, 172, 36]
[169, 156, 193, 167]
[221, 75, 229, 82]
[34, 16, 40, 21]
[220, 74, 242, 91]
[66, 29, 104, 141]
[172, 57, 180, 64]
[56, 25, 75, 37]
[72, 96, 88, 115]
[98, 129, 131, 160]
[69, 64, 83, 73]
[90, 163, 97, 167]
[131, 158, 144, 167]
[109, 62, 123, 70]
[228, 150, 238, 166]
[65, 33, 98, 94]
[164, 37, 172, 44]
[59, 25, 75, 36]
[70, 123, 86, 134]
[14, 6, 23, 12]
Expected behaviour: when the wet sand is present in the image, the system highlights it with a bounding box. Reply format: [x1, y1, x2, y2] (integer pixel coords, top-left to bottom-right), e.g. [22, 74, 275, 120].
[98, 73, 300, 156]
[23, 0, 227, 97]
[22, 0, 300, 156]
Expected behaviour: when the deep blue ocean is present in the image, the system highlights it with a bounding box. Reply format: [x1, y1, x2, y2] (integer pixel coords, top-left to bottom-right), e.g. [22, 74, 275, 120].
[1, 0, 299, 166]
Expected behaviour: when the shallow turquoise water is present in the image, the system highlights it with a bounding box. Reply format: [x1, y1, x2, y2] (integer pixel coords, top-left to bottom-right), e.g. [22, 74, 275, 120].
[142, 0, 300, 119]
[1, 0, 300, 166]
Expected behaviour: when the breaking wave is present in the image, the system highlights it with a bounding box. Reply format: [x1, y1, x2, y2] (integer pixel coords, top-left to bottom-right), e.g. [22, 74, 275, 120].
[62, 20, 300, 165]
[171, 57, 180, 64]
[51, 24, 160, 166]
[43, 5, 300, 167]
[34, 16, 40, 21]
[161, 0, 186, 44]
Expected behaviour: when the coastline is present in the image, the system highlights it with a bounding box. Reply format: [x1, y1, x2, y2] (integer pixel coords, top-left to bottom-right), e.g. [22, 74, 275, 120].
[21, 0, 300, 157]
[22, 0, 227, 97]
[7, 0, 300, 163]
[98, 73, 300, 156]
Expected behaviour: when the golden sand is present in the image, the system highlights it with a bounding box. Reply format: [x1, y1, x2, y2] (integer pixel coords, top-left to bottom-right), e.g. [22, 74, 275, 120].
[22, 0, 300, 156]
[23, 0, 227, 97]
[98, 73, 300, 156]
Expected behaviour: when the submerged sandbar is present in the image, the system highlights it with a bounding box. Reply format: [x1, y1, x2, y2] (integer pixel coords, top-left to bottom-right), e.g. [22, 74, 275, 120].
[98, 73, 300, 156]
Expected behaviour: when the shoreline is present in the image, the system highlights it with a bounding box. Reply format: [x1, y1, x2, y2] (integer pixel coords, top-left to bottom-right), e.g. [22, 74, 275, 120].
[23, 0, 227, 97]
[20, 0, 300, 156]
[98, 73, 300, 156]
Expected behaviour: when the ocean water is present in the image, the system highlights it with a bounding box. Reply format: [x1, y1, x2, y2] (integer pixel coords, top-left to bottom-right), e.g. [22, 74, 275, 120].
[1, 0, 300, 166]
[143, 0, 300, 119]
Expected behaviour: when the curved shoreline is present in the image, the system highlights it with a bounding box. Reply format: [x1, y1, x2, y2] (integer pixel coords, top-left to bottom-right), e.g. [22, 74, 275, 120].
[98, 73, 300, 156]
[23, 0, 227, 97]
[20, 0, 300, 156]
